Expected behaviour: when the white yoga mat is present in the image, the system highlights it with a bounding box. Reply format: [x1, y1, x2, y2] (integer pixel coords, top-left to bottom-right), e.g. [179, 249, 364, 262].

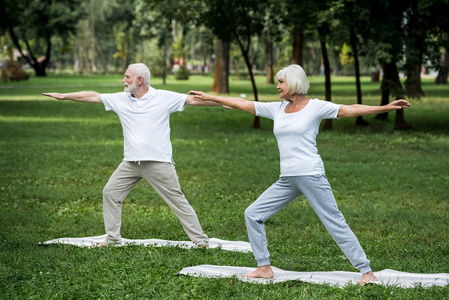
[40, 234, 252, 252]
[179, 265, 449, 288]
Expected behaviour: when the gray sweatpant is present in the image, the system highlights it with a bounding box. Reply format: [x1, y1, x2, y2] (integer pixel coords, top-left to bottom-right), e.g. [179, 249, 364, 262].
[102, 161, 209, 246]
[244, 174, 371, 274]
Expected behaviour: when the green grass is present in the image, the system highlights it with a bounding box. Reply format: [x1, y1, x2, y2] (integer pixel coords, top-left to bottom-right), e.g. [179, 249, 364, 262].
[1, 74, 448, 299]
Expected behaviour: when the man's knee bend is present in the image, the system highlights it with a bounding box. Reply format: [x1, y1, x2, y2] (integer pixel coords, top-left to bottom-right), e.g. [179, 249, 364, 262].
[103, 185, 117, 202]
[244, 207, 257, 222]
[103, 185, 110, 196]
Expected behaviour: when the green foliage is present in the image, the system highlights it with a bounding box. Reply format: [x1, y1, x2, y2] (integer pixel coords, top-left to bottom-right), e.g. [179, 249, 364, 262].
[174, 66, 190, 80]
[1, 75, 449, 298]
[339, 43, 354, 72]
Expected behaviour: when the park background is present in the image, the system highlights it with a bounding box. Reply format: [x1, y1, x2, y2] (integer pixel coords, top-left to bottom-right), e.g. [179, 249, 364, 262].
[1, 0, 449, 299]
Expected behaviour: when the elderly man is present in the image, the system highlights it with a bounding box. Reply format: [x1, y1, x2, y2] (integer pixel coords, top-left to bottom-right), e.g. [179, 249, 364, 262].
[43, 63, 217, 247]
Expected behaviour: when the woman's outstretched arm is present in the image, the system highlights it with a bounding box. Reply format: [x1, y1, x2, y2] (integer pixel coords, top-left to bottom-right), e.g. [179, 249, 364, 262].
[337, 99, 410, 118]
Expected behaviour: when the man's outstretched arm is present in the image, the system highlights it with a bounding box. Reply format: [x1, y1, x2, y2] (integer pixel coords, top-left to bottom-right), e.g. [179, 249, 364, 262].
[42, 91, 102, 103]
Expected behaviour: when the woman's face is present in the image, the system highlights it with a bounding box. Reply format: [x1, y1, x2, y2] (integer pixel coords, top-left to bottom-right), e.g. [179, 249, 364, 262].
[276, 78, 289, 99]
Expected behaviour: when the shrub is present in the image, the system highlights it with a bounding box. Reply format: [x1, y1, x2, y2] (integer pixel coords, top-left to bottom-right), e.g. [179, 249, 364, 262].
[1, 59, 29, 82]
[174, 66, 189, 80]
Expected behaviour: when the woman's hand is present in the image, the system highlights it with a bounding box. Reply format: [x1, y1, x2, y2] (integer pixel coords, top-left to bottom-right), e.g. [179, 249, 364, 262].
[188, 91, 213, 101]
[385, 99, 411, 110]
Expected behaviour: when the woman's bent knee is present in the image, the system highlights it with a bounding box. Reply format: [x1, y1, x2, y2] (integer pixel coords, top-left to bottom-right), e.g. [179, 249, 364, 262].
[245, 206, 261, 224]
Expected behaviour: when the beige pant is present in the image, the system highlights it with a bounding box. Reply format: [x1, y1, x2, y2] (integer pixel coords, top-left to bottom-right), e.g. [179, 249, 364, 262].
[102, 161, 209, 245]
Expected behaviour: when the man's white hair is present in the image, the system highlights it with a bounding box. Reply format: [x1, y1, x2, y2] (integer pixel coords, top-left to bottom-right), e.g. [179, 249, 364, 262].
[128, 63, 151, 85]
[275, 64, 310, 95]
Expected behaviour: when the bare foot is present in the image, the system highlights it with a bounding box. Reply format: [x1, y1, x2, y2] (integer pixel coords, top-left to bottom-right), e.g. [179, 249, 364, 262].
[92, 242, 108, 247]
[359, 271, 379, 286]
[243, 265, 274, 279]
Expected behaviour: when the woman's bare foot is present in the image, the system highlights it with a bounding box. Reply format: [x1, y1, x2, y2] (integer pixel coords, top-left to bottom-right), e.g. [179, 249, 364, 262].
[243, 265, 274, 279]
[359, 271, 379, 286]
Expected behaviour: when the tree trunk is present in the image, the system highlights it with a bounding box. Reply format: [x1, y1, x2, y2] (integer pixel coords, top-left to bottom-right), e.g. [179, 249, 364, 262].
[394, 106, 411, 130]
[160, 28, 168, 85]
[291, 25, 304, 66]
[320, 40, 333, 130]
[162, 42, 167, 85]
[263, 30, 274, 84]
[95, 40, 108, 73]
[234, 32, 260, 128]
[211, 39, 230, 94]
[377, 60, 411, 129]
[405, 62, 425, 98]
[219, 40, 230, 94]
[350, 25, 369, 126]
[435, 47, 448, 84]
[211, 40, 221, 93]
[377, 60, 396, 120]
[244, 51, 260, 128]
[404, 9, 425, 98]
[89, 18, 96, 73]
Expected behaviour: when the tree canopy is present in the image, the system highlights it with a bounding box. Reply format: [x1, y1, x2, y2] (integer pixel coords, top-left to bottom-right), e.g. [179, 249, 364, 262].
[1, 0, 447, 103]
[1, 0, 83, 76]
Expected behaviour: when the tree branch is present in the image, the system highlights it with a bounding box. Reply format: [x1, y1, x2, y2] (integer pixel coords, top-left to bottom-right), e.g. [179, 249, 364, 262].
[7, 27, 33, 66]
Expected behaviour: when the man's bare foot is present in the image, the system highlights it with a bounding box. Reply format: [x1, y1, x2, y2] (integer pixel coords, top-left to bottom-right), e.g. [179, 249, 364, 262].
[243, 265, 274, 279]
[196, 244, 209, 249]
[359, 271, 379, 286]
[92, 242, 108, 247]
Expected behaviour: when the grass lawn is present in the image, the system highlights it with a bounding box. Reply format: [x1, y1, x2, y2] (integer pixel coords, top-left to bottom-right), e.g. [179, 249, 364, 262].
[0, 73, 448, 299]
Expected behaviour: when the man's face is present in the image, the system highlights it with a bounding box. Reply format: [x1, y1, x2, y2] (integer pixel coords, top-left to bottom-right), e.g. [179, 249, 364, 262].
[122, 68, 138, 93]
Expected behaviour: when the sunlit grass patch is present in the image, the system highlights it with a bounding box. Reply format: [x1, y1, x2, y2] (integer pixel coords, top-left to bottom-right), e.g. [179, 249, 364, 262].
[1, 74, 448, 298]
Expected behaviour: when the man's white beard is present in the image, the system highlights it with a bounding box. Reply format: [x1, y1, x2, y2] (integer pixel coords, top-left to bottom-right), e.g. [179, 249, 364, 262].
[124, 80, 138, 93]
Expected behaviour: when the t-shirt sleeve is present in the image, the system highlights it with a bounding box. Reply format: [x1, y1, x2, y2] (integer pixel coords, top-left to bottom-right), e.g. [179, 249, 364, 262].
[162, 90, 188, 113]
[101, 93, 127, 112]
[313, 99, 342, 119]
[255, 101, 281, 120]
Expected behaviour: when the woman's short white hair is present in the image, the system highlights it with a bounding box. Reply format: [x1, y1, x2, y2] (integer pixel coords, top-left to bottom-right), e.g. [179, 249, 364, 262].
[275, 64, 310, 95]
[128, 63, 151, 85]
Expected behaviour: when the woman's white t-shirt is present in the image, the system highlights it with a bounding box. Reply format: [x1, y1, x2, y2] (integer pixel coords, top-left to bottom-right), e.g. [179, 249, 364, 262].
[101, 86, 187, 162]
[255, 99, 341, 176]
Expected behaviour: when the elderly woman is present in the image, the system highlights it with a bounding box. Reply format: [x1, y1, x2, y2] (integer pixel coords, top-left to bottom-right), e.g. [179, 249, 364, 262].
[189, 64, 410, 285]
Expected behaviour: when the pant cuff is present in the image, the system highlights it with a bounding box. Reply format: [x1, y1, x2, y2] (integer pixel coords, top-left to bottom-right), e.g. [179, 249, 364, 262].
[106, 236, 122, 246]
[193, 239, 209, 246]
[256, 258, 270, 267]
[359, 265, 372, 274]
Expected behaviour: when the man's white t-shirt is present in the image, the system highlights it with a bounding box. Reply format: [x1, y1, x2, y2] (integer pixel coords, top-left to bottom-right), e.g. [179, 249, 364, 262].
[101, 86, 187, 162]
[255, 99, 341, 176]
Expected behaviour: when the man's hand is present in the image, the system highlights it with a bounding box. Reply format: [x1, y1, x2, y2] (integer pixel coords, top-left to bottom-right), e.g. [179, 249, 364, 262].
[41, 91, 102, 103]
